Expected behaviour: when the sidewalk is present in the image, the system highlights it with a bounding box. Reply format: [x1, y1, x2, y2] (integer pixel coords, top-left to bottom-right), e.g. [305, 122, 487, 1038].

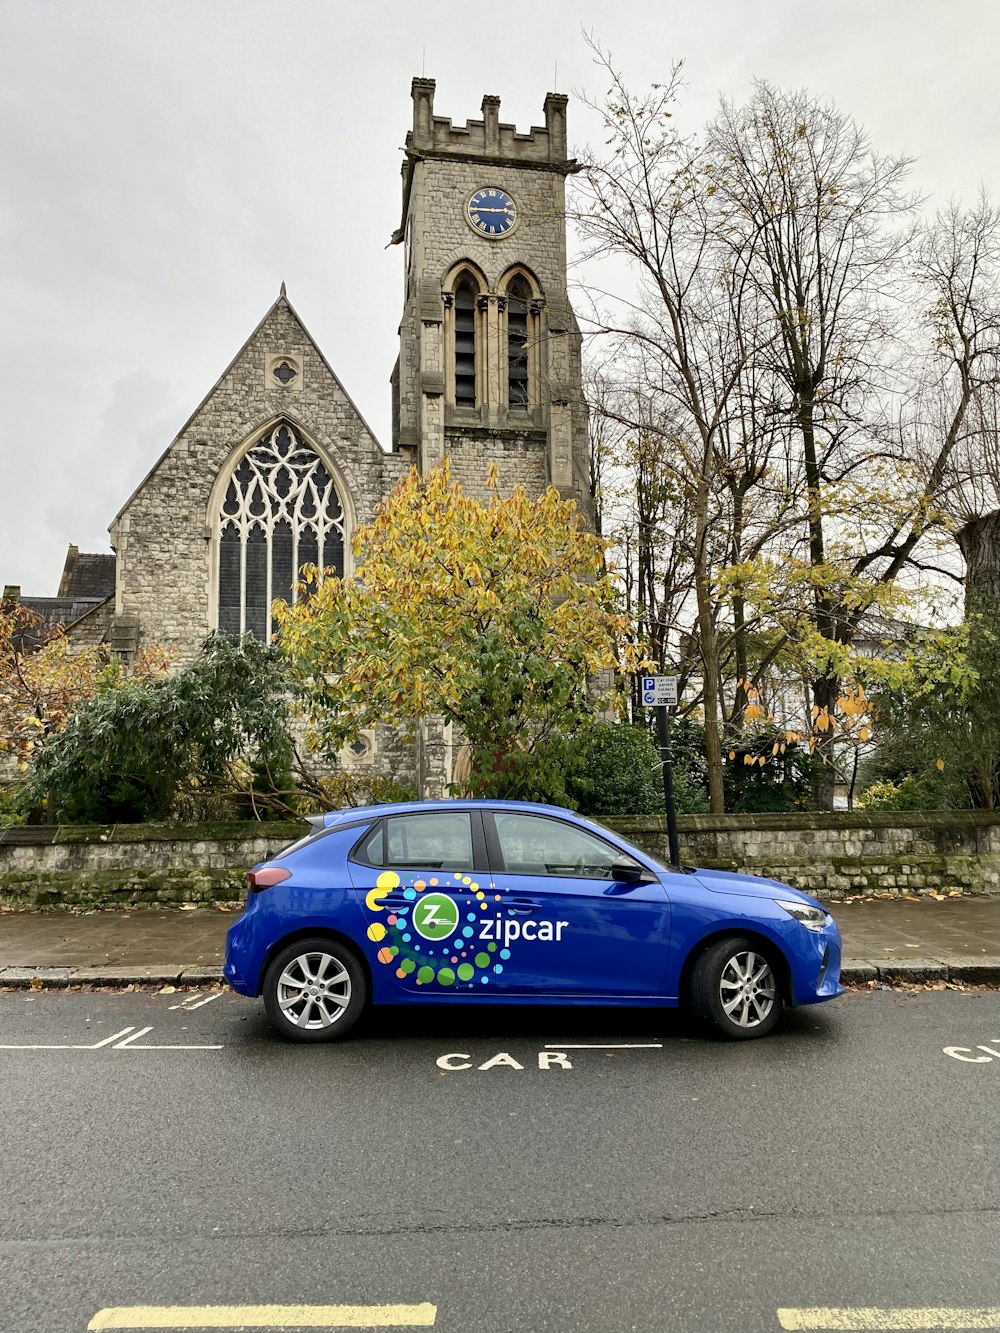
[1, 896, 998, 987]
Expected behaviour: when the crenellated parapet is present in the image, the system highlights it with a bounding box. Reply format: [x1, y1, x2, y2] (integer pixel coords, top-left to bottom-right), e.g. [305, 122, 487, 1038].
[407, 78, 571, 170]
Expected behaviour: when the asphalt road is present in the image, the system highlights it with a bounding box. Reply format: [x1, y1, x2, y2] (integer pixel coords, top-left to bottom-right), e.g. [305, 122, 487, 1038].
[0, 986, 998, 1333]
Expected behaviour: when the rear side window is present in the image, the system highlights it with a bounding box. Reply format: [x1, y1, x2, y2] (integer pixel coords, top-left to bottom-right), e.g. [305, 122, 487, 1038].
[354, 812, 475, 872]
[385, 813, 472, 871]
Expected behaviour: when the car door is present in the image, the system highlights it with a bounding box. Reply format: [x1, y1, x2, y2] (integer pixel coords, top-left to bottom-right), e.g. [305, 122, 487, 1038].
[348, 809, 497, 994]
[483, 810, 671, 998]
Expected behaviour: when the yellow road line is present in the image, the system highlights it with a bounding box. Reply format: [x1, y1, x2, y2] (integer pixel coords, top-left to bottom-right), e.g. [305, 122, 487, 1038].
[88, 1304, 437, 1330]
[777, 1309, 1000, 1331]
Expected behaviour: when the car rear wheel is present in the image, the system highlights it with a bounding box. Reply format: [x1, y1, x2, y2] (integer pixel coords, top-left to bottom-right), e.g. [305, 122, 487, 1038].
[263, 937, 367, 1043]
[690, 936, 783, 1040]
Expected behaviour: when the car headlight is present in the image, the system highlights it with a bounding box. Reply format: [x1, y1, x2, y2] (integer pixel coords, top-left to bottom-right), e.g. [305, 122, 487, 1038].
[776, 899, 830, 932]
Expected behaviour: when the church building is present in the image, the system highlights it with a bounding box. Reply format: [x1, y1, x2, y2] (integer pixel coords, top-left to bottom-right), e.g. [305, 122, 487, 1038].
[10, 79, 593, 795]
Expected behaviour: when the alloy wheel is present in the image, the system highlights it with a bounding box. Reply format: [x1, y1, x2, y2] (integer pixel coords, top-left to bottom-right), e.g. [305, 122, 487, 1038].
[719, 950, 776, 1029]
[276, 951, 352, 1030]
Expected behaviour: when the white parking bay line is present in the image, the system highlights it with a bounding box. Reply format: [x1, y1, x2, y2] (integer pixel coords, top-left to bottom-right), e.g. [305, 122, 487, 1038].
[542, 1042, 663, 1049]
[777, 1308, 1000, 1330]
[113, 1027, 154, 1047]
[0, 1027, 137, 1051]
[184, 993, 223, 1011]
[88, 1303, 437, 1329]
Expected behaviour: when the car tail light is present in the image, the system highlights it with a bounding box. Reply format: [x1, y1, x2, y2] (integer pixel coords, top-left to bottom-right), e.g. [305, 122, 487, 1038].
[247, 866, 291, 893]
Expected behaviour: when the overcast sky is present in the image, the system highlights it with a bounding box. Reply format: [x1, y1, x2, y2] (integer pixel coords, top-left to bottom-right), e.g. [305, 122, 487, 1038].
[2, 0, 998, 594]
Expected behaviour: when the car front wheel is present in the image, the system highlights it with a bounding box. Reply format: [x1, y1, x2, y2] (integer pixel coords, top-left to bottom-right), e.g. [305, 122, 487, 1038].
[262, 937, 367, 1043]
[690, 936, 783, 1040]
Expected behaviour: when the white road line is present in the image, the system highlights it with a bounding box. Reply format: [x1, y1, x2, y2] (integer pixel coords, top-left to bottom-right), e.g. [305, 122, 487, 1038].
[0, 1025, 222, 1052]
[0, 1026, 137, 1051]
[168, 996, 199, 1010]
[87, 1302, 438, 1328]
[777, 1308, 1000, 1330]
[542, 1042, 663, 1049]
[184, 992, 223, 1010]
[120, 1043, 224, 1050]
[114, 1025, 223, 1051]
[86, 1028, 139, 1048]
[113, 1027, 154, 1048]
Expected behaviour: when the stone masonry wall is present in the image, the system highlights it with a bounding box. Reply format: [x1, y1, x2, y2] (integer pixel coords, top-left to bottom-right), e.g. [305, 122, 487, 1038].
[604, 811, 1000, 898]
[1, 813, 996, 910]
[0, 823, 302, 909]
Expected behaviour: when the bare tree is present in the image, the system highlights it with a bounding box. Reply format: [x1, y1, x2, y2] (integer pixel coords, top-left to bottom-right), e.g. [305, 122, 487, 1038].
[573, 46, 779, 811]
[913, 195, 1000, 606]
[705, 82, 918, 802]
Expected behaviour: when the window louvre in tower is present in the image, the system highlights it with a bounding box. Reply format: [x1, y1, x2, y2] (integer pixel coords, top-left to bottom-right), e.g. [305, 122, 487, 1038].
[216, 422, 345, 641]
[454, 276, 477, 408]
[506, 275, 531, 409]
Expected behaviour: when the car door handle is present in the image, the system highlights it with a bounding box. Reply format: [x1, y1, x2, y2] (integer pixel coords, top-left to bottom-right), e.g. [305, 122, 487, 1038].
[378, 894, 412, 908]
[507, 898, 541, 914]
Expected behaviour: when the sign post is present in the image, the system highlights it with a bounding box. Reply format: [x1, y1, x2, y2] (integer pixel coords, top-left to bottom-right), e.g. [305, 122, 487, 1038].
[640, 676, 681, 871]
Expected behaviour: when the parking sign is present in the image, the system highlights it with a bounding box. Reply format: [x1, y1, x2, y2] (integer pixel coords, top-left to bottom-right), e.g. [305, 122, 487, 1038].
[640, 675, 679, 707]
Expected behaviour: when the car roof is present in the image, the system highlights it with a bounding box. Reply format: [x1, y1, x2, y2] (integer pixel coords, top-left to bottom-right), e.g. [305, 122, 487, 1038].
[315, 799, 575, 830]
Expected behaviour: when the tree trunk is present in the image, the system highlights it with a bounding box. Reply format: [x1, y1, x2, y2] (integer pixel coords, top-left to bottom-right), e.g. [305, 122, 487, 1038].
[797, 389, 839, 808]
[693, 475, 726, 813]
[810, 672, 840, 810]
[957, 511, 1000, 611]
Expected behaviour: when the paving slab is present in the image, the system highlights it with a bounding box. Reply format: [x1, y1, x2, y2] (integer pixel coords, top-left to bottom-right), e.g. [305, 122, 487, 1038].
[831, 895, 1000, 959]
[0, 907, 230, 968]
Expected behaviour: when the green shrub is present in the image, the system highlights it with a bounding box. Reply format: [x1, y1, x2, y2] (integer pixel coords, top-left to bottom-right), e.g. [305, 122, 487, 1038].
[863, 600, 1000, 810]
[568, 723, 664, 817]
[857, 773, 949, 811]
[23, 635, 294, 823]
[0, 784, 27, 827]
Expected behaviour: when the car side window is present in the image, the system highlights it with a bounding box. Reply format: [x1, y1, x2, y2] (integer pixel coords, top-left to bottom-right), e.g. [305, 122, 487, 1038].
[492, 813, 632, 880]
[381, 812, 474, 873]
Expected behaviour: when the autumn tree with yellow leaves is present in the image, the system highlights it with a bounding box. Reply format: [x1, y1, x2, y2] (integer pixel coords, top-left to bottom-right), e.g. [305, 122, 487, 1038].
[0, 602, 168, 776]
[276, 462, 630, 801]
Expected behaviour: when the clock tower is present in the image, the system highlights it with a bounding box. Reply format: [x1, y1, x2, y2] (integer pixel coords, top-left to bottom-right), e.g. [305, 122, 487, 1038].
[391, 78, 592, 517]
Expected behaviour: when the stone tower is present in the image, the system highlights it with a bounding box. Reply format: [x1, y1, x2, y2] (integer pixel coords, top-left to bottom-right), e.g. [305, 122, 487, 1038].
[391, 79, 592, 514]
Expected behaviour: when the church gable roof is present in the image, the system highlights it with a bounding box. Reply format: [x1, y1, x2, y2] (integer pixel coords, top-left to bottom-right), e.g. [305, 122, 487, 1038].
[113, 287, 386, 526]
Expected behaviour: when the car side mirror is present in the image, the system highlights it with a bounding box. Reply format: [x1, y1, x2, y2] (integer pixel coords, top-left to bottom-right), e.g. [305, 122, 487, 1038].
[611, 859, 647, 884]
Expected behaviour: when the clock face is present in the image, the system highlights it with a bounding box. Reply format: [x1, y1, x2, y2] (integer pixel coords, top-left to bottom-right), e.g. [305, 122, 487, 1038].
[466, 187, 517, 238]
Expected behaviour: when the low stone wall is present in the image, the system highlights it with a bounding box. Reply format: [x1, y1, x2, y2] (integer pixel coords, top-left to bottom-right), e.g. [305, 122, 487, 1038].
[0, 822, 302, 909]
[0, 811, 997, 909]
[604, 810, 1000, 898]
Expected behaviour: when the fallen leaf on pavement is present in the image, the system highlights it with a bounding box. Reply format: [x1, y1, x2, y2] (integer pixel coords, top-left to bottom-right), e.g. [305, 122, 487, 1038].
[158, 985, 177, 995]
[29, 976, 42, 990]
[178, 904, 198, 912]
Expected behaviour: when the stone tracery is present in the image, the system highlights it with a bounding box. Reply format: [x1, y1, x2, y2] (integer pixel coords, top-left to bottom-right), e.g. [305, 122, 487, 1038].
[217, 421, 345, 640]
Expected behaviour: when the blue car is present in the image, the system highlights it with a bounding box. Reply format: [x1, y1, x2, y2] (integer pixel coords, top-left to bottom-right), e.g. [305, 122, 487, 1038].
[224, 799, 843, 1043]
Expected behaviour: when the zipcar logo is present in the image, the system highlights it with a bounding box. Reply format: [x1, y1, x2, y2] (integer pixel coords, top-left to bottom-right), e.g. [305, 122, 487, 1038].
[412, 893, 460, 941]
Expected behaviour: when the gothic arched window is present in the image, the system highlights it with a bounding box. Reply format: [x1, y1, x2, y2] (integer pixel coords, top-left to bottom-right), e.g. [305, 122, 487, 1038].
[217, 422, 345, 641]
